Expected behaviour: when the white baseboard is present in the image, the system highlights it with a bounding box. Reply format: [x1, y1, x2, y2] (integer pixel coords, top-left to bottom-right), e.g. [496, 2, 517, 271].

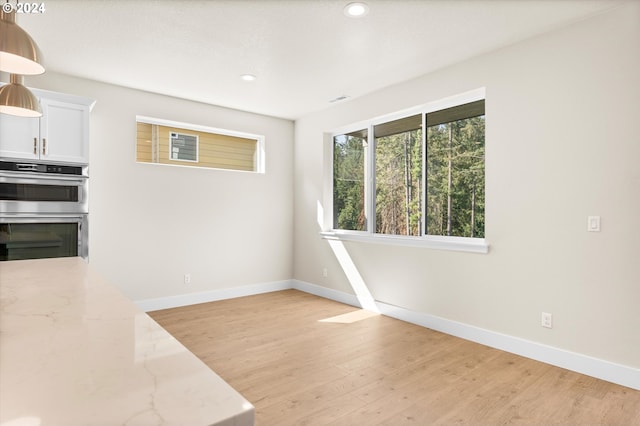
[373, 300, 640, 391]
[136, 279, 639, 391]
[291, 280, 361, 306]
[290, 280, 640, 391]
[135, 280, 292, 312]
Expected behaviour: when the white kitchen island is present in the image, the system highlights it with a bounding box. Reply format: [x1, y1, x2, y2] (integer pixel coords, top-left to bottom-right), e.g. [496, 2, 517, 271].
[0, 257, 254, 426]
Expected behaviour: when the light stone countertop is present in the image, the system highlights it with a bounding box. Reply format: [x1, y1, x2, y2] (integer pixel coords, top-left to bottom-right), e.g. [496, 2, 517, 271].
[0, 257, 254, 426]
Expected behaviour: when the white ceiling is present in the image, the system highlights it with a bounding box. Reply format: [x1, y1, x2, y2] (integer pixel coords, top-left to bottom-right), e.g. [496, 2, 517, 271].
[15, 0, 626, 120]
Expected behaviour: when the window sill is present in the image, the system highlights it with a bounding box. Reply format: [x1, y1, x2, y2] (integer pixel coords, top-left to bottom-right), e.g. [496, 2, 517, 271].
[320, 231, 489, 254]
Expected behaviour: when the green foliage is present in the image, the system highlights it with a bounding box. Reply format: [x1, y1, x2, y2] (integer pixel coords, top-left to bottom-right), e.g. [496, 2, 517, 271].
[375, 130, 422, 236]
[426, 116, 485, 237]
[333, 134, 366, 230]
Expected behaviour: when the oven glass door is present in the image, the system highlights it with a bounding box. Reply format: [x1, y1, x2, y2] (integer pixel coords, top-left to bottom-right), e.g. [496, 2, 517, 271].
[0, 174, 87, 213]
[0, 182, 79, 202]
[0, 216, 87, 261]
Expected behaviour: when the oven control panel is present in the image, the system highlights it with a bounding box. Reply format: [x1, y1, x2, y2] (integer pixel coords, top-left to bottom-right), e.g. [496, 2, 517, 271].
[0, 161, 83, 176]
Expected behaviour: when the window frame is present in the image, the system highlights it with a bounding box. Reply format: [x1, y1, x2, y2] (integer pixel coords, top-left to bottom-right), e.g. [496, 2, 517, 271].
[323, 88, 488, 254]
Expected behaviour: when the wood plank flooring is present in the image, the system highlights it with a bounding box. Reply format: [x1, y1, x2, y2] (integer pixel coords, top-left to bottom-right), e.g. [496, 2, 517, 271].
[149, 290, 640, 425]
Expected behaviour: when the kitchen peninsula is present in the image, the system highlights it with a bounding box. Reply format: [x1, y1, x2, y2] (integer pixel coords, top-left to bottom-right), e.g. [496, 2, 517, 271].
[0, 257, 254, 426]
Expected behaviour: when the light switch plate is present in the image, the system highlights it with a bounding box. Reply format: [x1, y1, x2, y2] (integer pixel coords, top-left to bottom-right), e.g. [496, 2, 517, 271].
[587, 216, 601, 232]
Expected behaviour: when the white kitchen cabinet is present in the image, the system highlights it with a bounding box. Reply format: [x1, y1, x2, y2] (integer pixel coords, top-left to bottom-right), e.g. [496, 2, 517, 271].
[0, 88, 94, 164]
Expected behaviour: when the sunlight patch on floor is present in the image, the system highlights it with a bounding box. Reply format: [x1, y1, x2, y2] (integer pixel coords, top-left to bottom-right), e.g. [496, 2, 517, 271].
[319, 309, 380, 324]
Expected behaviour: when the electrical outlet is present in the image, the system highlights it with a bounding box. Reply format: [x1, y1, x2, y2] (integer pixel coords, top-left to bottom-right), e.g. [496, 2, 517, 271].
[184, 273, 191, 285]
[322, 268, 328, 278]
[541, 312, 553, 329]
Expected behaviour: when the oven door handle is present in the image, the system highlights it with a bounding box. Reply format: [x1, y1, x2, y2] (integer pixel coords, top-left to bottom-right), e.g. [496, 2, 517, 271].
[0, 174, 86, 186]
[0, 213, 87, 223]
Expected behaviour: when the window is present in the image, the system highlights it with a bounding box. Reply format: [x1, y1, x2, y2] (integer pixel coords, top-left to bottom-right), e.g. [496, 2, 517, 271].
[330, 90, 486, 252]
[136, 116, 265, 173]
[333, 129, 367, 231]
[426, 100, 485, 238]
[170, 132, 198, 162]
[374, 114, 422, 236]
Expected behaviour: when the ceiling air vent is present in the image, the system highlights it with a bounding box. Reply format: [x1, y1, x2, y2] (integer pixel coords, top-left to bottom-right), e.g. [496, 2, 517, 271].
[170, 132, 198, 162]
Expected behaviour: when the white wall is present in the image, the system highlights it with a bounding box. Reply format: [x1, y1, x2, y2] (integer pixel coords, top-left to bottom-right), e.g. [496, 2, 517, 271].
[25, 72, 294, 302]
[293, 3, 640, 369]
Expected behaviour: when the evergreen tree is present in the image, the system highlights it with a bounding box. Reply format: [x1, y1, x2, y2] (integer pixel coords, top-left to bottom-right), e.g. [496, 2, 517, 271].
[333, 110, 484, 238]
[333, 134, 366, 230]
[426, 116, 484, 237]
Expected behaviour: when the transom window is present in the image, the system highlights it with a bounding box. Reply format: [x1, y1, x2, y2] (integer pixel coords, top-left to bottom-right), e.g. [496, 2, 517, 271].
[136, 116, 265, 173]
[332, 90, 485, 247]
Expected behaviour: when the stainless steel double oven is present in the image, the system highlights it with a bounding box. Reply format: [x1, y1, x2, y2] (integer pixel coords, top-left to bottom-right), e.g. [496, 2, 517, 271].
[0, 161, 89, 261]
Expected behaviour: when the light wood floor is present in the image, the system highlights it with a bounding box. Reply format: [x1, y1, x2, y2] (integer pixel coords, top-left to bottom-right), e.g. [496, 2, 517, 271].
[149, 290, 640, 425]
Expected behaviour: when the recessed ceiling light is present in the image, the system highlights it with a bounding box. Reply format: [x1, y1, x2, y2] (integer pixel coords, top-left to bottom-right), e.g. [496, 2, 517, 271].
[240, 74, 257, 82]
[344, 2, 369, 18]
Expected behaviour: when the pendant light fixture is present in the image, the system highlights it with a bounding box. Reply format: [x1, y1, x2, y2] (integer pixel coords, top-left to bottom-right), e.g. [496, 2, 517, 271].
[0, 7, 45, 117]
[0, 8, 45, 74]
[0, 74, 42, 117]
